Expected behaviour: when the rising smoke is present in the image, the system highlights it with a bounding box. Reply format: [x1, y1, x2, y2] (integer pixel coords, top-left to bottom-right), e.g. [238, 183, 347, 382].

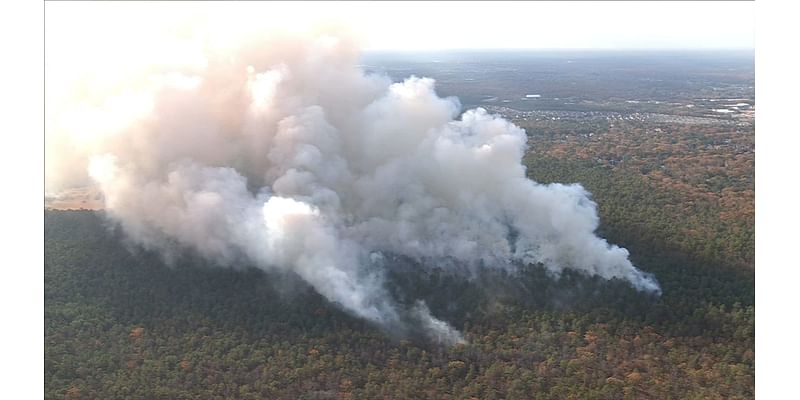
[47, 31, 659, 345]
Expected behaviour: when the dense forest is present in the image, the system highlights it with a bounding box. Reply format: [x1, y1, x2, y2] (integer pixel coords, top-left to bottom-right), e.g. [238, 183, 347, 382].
[521, 117, 754, 271]
[46, 117, 754, 400]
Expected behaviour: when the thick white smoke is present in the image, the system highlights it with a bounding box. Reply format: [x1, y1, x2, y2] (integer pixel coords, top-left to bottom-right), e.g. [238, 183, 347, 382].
[48, 32, 659, 345]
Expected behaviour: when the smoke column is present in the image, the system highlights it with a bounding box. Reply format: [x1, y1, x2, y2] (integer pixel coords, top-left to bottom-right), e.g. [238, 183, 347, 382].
[47, 30, 659, 345]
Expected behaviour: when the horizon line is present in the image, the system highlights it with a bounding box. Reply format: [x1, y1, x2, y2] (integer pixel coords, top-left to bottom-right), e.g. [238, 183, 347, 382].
[362, 47, 755, 53]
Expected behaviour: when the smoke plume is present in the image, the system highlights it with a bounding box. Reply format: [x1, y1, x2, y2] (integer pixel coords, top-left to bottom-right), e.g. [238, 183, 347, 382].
[47, 31, 659, 345]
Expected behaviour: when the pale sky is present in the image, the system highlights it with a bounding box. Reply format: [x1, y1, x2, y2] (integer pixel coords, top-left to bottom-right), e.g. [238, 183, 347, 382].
[46, 1, 754, 51]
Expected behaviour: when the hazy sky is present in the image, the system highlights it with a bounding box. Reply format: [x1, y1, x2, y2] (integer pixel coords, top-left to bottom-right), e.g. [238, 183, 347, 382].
[46, 1, 754, 51]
